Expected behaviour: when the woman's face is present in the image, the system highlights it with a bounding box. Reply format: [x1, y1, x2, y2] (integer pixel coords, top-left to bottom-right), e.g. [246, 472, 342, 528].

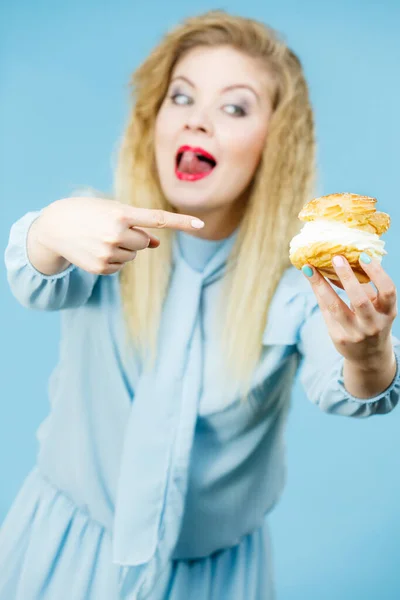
[154, 45, 275, 238]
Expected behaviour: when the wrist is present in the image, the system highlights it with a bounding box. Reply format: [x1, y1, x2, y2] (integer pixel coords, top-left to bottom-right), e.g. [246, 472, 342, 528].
[27, 212, 71, 274]
[343, 344, 397, 399]
[32, 204, 57, 249]
[347, 340, 395, 373]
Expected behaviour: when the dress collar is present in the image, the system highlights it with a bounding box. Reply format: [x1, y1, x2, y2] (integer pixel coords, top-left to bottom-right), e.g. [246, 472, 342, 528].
[174, 228, 239, 277]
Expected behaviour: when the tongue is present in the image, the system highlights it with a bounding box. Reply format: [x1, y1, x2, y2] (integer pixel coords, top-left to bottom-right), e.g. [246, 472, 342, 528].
[178, 150, 213, 175]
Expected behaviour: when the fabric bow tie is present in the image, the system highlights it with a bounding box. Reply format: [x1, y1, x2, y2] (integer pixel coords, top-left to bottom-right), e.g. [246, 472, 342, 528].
[112, 233, 237, 597]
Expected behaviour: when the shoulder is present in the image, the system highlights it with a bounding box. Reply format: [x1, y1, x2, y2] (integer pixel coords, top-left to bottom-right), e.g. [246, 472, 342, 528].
[273, 265, 316, 311]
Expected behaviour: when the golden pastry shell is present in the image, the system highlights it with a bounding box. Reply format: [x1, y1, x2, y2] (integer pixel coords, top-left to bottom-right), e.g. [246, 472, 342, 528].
[298, 192, 390, 235]
[290, 242, 372, 283]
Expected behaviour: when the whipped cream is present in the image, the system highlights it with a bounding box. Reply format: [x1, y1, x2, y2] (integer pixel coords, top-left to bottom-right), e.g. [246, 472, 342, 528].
[289, 219, 386, 260]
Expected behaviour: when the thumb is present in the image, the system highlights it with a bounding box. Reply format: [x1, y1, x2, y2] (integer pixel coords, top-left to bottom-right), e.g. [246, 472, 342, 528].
[130, 226, 161, 249]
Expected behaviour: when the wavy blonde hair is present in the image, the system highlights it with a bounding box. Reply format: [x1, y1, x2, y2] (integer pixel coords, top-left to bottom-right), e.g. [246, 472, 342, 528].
[114, 10, 316, 396]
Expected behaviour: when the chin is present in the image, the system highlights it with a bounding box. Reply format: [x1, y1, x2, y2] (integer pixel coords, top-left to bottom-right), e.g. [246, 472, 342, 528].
[165, 191, 215, 215]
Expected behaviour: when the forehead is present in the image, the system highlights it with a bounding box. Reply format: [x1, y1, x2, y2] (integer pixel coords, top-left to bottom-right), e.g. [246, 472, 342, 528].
[171, 45, 273, 93]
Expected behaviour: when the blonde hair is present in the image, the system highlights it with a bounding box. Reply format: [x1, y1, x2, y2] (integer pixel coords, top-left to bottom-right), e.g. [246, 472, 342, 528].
[114, 10, 316, 397]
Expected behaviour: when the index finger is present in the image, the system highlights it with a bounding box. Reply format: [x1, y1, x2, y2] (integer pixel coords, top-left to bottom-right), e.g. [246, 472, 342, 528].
[124, 206, 205, 233]
[358, 254, 397, 316]
[332, 255, 376, 320]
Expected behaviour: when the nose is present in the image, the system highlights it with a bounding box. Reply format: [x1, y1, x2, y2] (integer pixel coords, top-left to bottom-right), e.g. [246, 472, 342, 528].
[184, 106, 213, 136]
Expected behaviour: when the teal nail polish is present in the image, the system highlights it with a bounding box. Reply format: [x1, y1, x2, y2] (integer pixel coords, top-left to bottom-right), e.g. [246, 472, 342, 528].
[302, 265, 314, 277]
[360, 252, 371, 264]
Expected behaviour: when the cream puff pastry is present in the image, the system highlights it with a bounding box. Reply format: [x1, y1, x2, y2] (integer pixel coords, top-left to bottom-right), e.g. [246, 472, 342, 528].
[289, 193, 390, 283]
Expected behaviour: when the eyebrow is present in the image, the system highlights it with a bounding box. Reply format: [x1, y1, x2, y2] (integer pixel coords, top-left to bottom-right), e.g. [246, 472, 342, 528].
[170, 75, 261, 103]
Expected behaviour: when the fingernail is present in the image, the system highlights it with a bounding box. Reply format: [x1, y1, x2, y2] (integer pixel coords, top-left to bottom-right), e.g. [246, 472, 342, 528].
[191, 219, 205, 229]
[302, 265, 314, 277]
[360, 252, 371, 264]
[333, 255, 345, 267]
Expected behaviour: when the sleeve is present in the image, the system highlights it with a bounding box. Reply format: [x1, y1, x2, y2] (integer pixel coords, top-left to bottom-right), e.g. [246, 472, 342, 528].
[4, 210, 99, 311]
[297, 293, 400, 418]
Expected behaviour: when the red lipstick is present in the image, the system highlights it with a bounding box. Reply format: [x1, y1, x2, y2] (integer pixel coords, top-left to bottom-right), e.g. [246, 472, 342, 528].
[175, 145, 217, 181]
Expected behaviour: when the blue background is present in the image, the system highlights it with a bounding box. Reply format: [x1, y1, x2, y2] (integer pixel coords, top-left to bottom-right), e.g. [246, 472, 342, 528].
[1, 1, 399, 598]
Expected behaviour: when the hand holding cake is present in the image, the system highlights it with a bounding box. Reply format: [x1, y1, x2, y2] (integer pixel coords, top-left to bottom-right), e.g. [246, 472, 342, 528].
[289, 192, 390, 283]
[289, 192, 397, 388]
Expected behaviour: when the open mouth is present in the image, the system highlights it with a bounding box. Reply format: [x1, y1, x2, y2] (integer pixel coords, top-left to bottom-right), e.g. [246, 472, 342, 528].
[175, 145, 217, 181]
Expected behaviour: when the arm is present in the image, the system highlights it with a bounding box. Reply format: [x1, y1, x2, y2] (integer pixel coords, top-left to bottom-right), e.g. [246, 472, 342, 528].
[27, 213, 72, 275]
[297, 304, 400, 417]
[342, 345, 397, 399]
[4, 211, 99, 311]
[5, 191, 200, 312]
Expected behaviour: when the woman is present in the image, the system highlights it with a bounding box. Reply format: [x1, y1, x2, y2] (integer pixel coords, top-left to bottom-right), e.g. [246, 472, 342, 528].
[1, 10, 399, 600]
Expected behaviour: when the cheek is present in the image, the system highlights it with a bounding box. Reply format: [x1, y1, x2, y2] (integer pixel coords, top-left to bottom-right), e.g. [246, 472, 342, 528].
[154, 112, 166, 150]
[155, 105, 174, 144]
[240, 126, 267, 166]
[224, 124, 268, 174]
[154, 112, 173, 169]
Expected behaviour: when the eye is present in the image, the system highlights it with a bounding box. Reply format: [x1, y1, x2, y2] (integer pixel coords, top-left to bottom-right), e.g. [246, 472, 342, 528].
[223, 104, 247, 117]
[170, 92, 192, 106]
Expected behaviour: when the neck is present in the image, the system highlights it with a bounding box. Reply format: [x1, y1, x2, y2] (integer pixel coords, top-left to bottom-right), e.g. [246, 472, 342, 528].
[182, 195, 247, 241]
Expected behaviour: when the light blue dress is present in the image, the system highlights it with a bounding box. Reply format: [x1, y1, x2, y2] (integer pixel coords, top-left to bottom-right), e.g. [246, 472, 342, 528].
[1, 210, 400, 600]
